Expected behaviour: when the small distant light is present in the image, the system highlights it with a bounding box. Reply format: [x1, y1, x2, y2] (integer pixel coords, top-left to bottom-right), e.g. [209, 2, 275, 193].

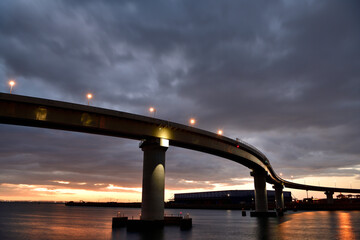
[9, 80, 16, 93]
[87, 93, 93, 105]
[149, 107, 156, 117]
[189, 118, 196, 125]
[217, 130, 223, 135]
[280, 173, 283, 176]
[236, 145, 240, 148]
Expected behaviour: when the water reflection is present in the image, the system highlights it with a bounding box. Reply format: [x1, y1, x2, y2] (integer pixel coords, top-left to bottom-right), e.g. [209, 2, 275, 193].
[256, 218, 270, 240]
[337, 212, 355, 240]
[1, 204, 360, 240]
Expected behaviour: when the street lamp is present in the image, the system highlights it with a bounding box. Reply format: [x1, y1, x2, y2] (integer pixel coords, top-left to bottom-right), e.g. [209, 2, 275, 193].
[149, 107, 156, 117]
[189, 118, 196, 125]
[87, 93, 93, 105]
[217, 129, 223, 135]
[9, 80, 15, 94]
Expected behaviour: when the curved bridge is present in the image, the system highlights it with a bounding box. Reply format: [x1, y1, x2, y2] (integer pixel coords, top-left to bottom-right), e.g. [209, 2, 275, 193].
[0, 93, 359, 218]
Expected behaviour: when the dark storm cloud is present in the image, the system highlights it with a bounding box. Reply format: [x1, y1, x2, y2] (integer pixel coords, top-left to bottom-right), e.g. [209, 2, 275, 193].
[0, 0, 359, 195]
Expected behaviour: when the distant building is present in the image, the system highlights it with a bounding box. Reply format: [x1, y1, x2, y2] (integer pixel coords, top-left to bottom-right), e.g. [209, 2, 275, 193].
[174, 190, 292, 206]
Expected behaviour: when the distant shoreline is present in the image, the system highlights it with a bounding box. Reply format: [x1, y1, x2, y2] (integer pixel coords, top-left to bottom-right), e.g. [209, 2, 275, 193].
[2, 200, 360, 211]
[64, 201, 360, 211]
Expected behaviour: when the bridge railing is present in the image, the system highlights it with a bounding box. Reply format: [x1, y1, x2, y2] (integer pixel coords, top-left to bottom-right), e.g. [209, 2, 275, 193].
[236, 138, 267, 162]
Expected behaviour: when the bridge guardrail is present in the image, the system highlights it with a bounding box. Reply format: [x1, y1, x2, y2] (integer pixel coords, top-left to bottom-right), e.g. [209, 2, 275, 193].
[236, 138, 267, 162]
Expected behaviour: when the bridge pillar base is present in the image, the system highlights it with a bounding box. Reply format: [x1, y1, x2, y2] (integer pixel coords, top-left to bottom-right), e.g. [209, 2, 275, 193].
[273, 184, 285, 210]
[140, 139, 168, 221]
[127, 220, 164, 232]
[251, 170, 268, 212]
[325, 191, 334, 204]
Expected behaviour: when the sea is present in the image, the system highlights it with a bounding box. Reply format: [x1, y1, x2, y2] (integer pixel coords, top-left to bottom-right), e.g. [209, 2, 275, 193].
[0, 202, 359, 240]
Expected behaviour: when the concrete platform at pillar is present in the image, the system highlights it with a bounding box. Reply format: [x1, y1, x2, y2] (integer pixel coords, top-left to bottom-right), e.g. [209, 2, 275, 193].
[112, 216, 192, 231]
[250, 211, 277, 217]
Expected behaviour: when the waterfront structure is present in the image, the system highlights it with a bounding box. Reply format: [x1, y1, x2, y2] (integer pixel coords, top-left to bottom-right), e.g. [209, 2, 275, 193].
[174, 190, 292, 207]
[1, 93, 360, 222]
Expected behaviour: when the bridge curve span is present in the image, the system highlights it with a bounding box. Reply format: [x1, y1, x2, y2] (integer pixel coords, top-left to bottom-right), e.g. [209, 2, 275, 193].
[0, 93, 359, 194]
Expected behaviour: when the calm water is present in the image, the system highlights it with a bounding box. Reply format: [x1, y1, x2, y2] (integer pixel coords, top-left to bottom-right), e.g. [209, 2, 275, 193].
[0, 203, 359, 240]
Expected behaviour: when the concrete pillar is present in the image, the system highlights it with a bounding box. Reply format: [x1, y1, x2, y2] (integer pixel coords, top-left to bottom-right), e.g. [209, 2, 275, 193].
[139, 139, 168, 221]
[273, 184, 284, 209]
[325, 191, 334, 204]
[251, 170, 268, 212]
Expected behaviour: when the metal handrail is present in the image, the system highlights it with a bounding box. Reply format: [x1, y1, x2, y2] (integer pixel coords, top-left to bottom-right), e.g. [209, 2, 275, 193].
[236, 138, 267, 160]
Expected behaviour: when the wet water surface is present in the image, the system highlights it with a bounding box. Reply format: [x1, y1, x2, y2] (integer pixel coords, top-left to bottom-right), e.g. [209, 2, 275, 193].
[0, 203, 359, 240]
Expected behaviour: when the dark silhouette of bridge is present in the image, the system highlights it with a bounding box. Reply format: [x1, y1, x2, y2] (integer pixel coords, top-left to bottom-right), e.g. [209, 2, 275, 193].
[0, 93, 359, 219]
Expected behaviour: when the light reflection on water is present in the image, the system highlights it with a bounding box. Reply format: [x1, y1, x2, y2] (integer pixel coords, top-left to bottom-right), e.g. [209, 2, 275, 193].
[0, 203, 359, 240]
[337, 211, 355, 240]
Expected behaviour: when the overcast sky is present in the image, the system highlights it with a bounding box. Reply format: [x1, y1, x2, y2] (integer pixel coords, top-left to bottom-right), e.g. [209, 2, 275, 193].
[0, 0, 359, 201]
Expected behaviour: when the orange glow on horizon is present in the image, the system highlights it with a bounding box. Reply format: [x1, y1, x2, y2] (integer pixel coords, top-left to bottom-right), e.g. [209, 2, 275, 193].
[1, 176, 360, 203]
[189, 118, 196, 125]
[0, 183, 143, 202]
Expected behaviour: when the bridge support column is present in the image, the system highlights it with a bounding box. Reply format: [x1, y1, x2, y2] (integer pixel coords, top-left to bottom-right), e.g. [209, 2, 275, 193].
[139, 139, 168, 221]
[325, 191, 334, 204]
[250, 170, 268, 214]
[273, 184, 284, 216]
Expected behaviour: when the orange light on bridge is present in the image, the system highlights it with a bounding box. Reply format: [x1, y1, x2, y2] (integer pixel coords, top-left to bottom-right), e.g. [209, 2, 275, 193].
[9, 80, 15, 94]
[87, 93, 93, 105]
[189, 118, 196, 125]
[149, 107, 156, 117]
[217, 129, 223, 135]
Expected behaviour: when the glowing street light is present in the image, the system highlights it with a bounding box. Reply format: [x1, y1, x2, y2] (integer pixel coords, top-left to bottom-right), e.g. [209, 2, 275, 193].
[217, 129, 223, 135]
[149, 107, 156, 117]
[87, 93, 93, 105]
[9, 80, 15, 94]
[189, 118, 196, 125]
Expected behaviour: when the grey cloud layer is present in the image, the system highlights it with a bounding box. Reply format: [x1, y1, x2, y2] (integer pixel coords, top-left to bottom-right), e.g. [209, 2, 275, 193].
[0, 0, 359, 193]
